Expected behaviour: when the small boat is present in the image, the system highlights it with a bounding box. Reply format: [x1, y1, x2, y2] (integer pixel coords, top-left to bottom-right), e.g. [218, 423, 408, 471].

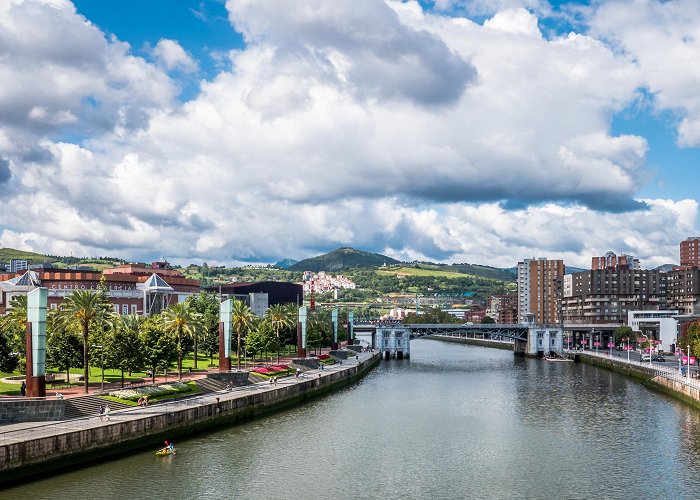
[156, 448, 176, 456]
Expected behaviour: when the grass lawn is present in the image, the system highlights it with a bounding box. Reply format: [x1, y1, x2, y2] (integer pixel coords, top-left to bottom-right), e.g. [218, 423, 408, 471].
[377, 266, 475, 279]
[0, 371, 21, 396]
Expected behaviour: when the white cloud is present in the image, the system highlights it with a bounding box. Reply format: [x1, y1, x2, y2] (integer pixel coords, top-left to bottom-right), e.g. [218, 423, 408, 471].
[588, 0, 700, 147]
[0, 0, 697, 270]
[152, 39, 199, 73]
[0, 0, 177, 159]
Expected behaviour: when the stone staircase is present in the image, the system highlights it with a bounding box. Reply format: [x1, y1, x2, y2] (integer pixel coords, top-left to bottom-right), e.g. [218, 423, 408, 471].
[64, 395, 130, 420]
[194, 378, 229, 394]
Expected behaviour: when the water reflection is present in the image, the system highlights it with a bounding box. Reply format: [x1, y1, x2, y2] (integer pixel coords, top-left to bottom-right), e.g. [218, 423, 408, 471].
[4, 338, 700, 499]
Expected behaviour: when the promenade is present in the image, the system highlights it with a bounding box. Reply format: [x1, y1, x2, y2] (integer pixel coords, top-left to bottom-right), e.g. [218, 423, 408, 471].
[0, 350, 378, 482]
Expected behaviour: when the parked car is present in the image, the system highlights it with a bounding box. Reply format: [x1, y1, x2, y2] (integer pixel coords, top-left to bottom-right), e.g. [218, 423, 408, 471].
[652, 355, 666, 362]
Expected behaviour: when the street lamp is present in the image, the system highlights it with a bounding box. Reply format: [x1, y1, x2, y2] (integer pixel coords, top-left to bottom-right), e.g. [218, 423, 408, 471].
[687, 345, 691, 380]
[626, 337, 630, 362]
[91, 344, 104, 393]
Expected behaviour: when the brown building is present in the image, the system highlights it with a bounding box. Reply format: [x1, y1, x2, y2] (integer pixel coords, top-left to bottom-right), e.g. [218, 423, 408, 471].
[517, 258, 565, 325]
[666, 267, 700, 315]
[487, 293, 517, 323]
[0, 261, 200, 316]
[680, 237, 700, 268]
[561, 267, 666, 324]
[592, 251, 639, 270]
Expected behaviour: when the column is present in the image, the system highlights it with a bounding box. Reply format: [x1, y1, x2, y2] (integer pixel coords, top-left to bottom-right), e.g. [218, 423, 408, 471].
[26, 287, 47, 397]
[331, 308, 339, 350]
[297, 306, 307, 358]
[219, 299, 232, 371]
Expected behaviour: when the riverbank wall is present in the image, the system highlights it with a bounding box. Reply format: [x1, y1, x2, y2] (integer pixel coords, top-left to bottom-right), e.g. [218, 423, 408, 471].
[423, 335, 514, 351]
[572, 352, 700, 410]
[0, 352, 380, 484]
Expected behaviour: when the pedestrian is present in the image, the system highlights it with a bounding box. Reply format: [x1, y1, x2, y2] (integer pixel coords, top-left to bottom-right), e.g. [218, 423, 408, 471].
[20, 381, 26, 397]
[356, 355, 359, 361]
[98, 405, 105, 421]
[296, 367, 301, 378]
[273, 377, 277, 386]
[104, 404, 111, 421]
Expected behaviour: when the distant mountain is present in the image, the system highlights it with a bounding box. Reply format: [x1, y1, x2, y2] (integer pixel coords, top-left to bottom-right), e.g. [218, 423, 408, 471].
[289, 247, 400, 272]
[274, 258, 298, 269]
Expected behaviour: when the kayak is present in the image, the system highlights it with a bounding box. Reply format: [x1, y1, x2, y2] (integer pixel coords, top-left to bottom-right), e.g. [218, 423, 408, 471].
[156, 448, 176, 456]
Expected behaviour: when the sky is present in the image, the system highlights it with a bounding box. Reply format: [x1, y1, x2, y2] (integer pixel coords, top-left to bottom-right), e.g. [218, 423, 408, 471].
[1, 0, 699, 269]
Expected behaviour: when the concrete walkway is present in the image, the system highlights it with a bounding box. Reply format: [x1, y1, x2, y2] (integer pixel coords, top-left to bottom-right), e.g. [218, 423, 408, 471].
[0, 350, 374, 446]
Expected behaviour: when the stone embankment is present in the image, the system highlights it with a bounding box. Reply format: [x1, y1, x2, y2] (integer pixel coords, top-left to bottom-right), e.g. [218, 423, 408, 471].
[572, 351, 700, 410]
[0, 351, 380, 484]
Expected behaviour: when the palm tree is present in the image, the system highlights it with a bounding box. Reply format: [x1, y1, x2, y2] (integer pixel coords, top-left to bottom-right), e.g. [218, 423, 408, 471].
[231, 300, 255, 369]
[265, 304, 294, 362]
[163, 302, 201, 381]
[59, 290, 113, 393]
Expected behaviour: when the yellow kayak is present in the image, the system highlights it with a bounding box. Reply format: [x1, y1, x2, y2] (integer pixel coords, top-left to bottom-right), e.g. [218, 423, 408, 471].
[156, 448, 176, 456]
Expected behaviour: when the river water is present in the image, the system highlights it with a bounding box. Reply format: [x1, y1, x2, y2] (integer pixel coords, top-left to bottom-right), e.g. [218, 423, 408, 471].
[4, 339, 700, 500]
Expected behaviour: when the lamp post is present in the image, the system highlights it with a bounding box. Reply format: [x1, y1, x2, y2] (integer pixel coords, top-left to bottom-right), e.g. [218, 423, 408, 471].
[687, 345, 691, 380]
[626, 337, 630, 362]
[91, 344, 104, 393]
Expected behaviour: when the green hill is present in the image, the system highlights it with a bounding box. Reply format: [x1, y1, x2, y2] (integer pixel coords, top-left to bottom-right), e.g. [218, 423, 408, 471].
[0, 247, 127, 272]
[290, 247, 400, 272]
[0, 247, 54, 264]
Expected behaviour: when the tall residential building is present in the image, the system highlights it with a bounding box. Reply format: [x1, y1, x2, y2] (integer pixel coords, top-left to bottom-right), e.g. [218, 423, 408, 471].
[591, 251, 639, 270]
[680, 237, 700, 268]
[666, 267, 700, 314]
[561, 268, 666, 324]
[517, 258, 565, 325]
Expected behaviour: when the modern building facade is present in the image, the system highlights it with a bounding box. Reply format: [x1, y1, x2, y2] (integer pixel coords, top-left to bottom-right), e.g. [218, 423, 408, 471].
[628, 310, 679, 352]
[561, 267, 666, 324]
[666, 267, 700, 315]
[517, 258, 565, 325]
[214, 281, 303, 309]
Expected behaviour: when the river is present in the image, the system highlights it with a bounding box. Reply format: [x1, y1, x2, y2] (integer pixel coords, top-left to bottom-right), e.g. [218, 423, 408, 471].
[3, 338, 700, 499]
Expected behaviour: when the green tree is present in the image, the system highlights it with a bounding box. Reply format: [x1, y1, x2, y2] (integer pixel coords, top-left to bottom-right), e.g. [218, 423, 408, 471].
[307, 328, 323, 355]
[481, 315, 495, 324]
[185, 292, 220, 368]
[231, 300, 255, 369]
[163, 302, 202, 381]
[3, 295, 28, 357]
[613, 326, 634, 344]
[140, 315, 178, 382]
[265, 304, 294, 362]
[46, 325, 83, 384]
[0, 329, 19, 373]
[58, 290, 113, 393]
[107, 314, 144, 387]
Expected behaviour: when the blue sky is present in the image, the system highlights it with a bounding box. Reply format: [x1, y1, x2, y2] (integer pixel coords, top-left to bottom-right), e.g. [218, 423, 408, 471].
[0, 0, 699, 268]
[70, 0, 698, 202]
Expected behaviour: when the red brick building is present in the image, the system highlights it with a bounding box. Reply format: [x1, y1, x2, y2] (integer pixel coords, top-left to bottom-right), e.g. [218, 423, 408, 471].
[0, 261, 200, 316]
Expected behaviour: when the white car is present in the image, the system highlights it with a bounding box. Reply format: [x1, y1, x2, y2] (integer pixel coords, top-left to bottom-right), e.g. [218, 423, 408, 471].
[641, 354, 652, 362]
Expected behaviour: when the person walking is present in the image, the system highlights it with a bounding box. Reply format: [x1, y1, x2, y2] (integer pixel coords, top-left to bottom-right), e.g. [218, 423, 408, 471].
[104, 404, 111, 421]
[20, 381, 26, 397]
[98, 405, 105, 421]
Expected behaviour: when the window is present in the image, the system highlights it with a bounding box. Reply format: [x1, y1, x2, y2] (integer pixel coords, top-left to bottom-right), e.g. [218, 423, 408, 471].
[50, 303, 57, 310]
[122, 304, 128, 315]
[131, 304, 138, 314]
[113, 304, 119, 313]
